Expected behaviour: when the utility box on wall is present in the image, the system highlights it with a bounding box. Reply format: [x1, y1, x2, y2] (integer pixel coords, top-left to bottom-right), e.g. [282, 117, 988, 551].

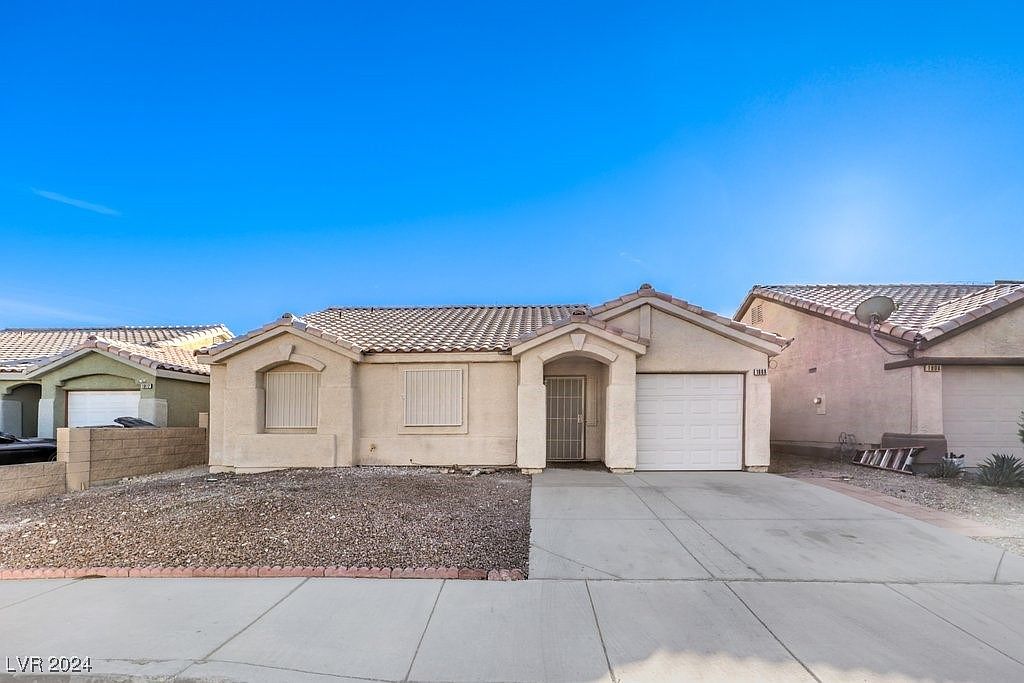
[814, 394, 826, 415]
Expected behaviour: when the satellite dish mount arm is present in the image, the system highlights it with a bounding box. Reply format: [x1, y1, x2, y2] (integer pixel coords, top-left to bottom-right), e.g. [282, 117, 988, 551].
[867, 315, 912, 357]
[855, 295, 912, 358]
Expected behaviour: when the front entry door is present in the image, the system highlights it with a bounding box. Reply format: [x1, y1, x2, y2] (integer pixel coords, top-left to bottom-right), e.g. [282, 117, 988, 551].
[545, 376, 585, 461]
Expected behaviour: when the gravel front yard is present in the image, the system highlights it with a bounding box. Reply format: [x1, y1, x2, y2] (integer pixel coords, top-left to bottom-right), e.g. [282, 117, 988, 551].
[0, 467, 531, 572]
[772, 452, 1024, 555]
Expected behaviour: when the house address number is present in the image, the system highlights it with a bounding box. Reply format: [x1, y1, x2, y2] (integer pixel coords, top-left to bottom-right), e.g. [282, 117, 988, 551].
[923, 365, 941, 373]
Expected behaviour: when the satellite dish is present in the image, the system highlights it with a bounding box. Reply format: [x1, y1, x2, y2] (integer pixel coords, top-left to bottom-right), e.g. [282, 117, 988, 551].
[855, 295, 897, 325]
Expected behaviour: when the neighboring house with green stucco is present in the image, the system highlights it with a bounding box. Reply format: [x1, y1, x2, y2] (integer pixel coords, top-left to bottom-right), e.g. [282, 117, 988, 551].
[0, 325, 233, 437]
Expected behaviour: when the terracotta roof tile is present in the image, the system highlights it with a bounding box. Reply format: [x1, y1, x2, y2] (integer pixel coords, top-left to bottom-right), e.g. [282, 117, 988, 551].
[301, 305, 582, 353]
[0, 325, 232, 376]
[202, 286, 786, 358]
[745, 282, 1024, 343]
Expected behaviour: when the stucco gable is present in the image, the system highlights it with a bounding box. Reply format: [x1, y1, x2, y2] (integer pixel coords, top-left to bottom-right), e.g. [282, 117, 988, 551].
[198, 314, 363, 364]
[510, 313, 648, 356]
[594, 285, 789, 355]
[923, 301, 1024, 357]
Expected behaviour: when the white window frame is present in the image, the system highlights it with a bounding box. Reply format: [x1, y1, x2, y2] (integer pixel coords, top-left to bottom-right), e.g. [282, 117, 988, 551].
[403, 367, 464, 427]
[265, 370, 319, 429]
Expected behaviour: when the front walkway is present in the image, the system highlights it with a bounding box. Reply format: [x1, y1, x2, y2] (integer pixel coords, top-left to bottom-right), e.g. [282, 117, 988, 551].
[1, 471, 1023, 681]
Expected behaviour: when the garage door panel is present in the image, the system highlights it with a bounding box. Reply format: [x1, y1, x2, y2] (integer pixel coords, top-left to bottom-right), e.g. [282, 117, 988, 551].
[689, 450, 713, 465]
[636, 374, 743, 471]
[662, 425, 685, 438]
[717, 398, 741, 415]
[715, 449, 741, 467]
[662, 399, 686, 414]
[717, 375, 743, 391]
[689, 399, 712, 415]
[942, 367, 1024, 467]
[718, 424, 741, 439]
[67, 391, 141, 428]
[691, 425, 712, 440]
[662, 375, 687, 389]
[687, 375, 714, 390]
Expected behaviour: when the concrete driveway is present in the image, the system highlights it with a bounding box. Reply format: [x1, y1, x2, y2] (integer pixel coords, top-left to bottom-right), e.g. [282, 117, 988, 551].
[1, 470, 1023, 682]
[530, 469, 1024, 582]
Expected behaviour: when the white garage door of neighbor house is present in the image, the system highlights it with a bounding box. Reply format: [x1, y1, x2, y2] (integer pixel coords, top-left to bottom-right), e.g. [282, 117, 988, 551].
[67, 391, 141, 427]
[636, 374, 743, 471]
[942, 366, 1024, 466]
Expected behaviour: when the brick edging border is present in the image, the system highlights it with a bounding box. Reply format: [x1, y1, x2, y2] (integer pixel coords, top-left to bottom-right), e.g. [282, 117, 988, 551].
[0, 566, 526, 581]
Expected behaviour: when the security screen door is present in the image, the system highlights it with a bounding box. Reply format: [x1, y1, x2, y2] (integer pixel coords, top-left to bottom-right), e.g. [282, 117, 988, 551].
[545, 376, 585, 461]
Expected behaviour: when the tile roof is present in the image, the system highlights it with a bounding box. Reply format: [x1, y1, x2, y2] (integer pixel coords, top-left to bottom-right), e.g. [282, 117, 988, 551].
[742, 282, 1024, 344]
[201, 285, 787, 359]
[301, 305, 582, 353]
[0, 325, 232, 376]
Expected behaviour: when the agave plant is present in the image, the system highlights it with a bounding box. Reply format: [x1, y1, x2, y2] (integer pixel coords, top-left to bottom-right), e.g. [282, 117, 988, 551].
[929, 454, 966, 479]
[976, 454, 1024, 487]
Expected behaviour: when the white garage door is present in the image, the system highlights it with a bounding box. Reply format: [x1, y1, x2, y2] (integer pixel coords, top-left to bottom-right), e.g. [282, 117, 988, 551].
[942, 367, 1024, 466]
[67, 391, 141, 427]
[636, 374, 743, 470]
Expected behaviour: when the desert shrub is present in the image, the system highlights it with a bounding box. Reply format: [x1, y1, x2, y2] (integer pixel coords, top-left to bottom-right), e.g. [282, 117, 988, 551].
[976, 454, 1024, 487]
[929, 454, 966, 479]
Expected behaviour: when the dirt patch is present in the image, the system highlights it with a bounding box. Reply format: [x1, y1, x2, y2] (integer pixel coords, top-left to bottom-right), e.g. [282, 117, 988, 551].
[772, 452, 1024, 556]
[0, 467, 531, 572]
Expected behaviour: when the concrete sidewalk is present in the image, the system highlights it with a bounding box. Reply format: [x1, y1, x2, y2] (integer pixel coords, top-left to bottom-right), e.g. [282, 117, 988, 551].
[2, 576, 1024, 681]
[2, 471, 1024, 681]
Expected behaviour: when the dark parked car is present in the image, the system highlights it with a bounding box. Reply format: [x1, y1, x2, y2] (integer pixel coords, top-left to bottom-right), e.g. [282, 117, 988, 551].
[0, 432, 57, 465]
[0, 417, 154, 466]
[75, 417, 157, 429]
[114, 417, 155, 428]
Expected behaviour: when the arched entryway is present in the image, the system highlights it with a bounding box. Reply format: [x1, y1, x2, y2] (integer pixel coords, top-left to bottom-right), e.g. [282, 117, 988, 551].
[543, 356, 609, 464]
[511, 318, 647, 472]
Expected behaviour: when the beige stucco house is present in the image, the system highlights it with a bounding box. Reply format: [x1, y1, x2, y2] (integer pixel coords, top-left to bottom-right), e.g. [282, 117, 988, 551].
[0, 325, 233, 437]
[198, 285, 787, 474]
[735, 282, 1024, 466]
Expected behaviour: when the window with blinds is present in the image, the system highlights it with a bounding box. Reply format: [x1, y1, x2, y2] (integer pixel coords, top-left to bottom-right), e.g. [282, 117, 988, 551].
[404, 368, 463, 426]
[265, 371, 319, 428]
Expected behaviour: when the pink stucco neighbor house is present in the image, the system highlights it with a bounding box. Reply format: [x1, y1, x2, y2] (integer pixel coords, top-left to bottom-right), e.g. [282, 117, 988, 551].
[735, 282, 1024, 466]
[198, 285, 788, 474]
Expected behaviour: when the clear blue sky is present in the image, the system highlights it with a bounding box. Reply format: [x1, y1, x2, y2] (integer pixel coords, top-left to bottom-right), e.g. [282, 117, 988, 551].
[2, 2, 1022, 334]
